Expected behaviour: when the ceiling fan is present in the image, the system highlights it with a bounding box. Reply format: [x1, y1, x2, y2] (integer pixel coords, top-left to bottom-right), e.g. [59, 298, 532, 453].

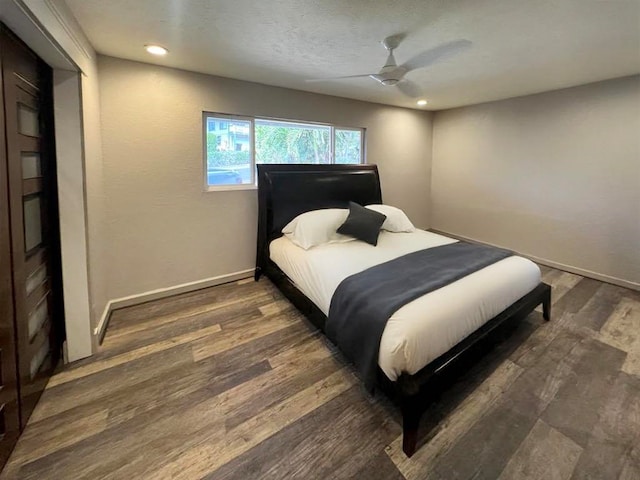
[306, 35, 471, 98]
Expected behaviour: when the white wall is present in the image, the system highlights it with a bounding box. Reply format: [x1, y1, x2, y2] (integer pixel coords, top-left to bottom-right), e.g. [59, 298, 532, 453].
[431, 75, 640, 288]
[98, 55, 433, 302]
[52, 70, 93, 360]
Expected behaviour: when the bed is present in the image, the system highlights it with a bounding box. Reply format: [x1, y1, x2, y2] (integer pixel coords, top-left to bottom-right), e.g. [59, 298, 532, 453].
[255, 163, 551, 457]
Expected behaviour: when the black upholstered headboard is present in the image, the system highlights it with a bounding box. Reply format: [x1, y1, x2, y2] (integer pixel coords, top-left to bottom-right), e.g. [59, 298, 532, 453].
[255, 164, 382, 278]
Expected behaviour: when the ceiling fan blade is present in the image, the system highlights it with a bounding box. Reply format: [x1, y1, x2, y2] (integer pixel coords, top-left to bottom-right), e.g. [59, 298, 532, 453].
[402, 39, 472, 72]
[305, 74, 377, 83]
[396, 80, 422, 98]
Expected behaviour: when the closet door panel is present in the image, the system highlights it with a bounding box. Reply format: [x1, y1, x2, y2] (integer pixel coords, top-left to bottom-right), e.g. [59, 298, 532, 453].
[0, 30, 22, 468]
[1, 26, 62, 430]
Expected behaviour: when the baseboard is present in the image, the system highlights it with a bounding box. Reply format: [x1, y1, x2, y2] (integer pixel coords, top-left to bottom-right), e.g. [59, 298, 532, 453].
[93, 268, 255, 340]
[429, 229, 640, 292]
[95, 303, 113, 344]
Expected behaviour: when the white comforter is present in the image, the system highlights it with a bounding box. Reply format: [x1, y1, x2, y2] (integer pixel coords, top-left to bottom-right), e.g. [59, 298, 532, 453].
[269, 230, 541, 381]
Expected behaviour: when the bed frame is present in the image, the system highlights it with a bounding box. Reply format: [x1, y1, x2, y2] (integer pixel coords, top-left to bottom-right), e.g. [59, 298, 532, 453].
[255, 163, 551, 457]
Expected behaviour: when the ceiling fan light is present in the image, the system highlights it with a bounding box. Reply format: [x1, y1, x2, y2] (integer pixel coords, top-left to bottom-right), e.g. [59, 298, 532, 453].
[381, 79, 399, 86]
[417, 99, 428, 106]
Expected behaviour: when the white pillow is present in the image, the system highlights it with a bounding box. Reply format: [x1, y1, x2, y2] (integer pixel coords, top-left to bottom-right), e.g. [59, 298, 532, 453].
[365, 204, 415, 232]
[282, 208, 355, 250]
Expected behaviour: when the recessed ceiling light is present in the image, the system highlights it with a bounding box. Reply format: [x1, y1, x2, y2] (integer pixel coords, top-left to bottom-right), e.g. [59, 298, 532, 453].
[417, 99, 428, 106]
[145, 45, 168, 56]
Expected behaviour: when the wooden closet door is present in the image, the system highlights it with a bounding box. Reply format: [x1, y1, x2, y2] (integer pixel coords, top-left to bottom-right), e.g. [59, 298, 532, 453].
[0, 33, 21, 467]
[0, 27, 62, 427]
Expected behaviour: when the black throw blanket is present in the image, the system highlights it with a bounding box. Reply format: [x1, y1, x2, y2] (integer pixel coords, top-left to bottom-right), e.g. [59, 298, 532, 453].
[326, 241, 513, 390]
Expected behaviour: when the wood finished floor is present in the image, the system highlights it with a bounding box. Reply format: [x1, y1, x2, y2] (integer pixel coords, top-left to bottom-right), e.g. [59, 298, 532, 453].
[2, 267, 640, 479]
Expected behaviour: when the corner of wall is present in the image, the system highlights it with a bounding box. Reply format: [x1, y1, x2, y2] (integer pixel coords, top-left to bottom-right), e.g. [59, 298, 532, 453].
[428, 76, 640, 287]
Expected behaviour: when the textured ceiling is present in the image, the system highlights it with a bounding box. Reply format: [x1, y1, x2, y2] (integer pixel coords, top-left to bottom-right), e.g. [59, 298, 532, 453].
[65, 0, 640, 110]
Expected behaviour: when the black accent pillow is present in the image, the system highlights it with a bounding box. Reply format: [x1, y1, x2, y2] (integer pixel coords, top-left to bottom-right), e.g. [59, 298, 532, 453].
[337, 202, 387, 246]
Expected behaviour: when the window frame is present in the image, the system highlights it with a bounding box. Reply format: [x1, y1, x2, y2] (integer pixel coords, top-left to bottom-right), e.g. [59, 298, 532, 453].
[203, 112, 365, 192]
[202, 112, 255, 192]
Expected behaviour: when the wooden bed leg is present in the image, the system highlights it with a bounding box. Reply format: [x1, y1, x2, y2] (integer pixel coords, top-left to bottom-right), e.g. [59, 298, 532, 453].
[254, 267, 262, 282]
[403, 425, 418, 458]
[542, 284, 551, 321]
[402, 397, 421, 457]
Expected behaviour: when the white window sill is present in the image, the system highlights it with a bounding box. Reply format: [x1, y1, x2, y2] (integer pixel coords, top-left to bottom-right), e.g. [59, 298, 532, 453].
[204, 184, 257, 192]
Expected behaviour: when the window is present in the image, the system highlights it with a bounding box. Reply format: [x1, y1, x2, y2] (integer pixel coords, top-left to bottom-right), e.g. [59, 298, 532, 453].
[335, 128, 363, 165]
[255, 119, 331, 165]
[205, 116, 253, 186]
[203, 113, 364, 189]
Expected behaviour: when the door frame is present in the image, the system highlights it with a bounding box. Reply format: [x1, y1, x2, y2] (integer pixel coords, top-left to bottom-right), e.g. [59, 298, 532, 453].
[1, 2, 95, 361]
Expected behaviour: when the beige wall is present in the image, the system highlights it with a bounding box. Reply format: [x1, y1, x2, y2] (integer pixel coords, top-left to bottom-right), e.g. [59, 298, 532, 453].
[98, 55, 433, 301]
[431, 75, 640, 288]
